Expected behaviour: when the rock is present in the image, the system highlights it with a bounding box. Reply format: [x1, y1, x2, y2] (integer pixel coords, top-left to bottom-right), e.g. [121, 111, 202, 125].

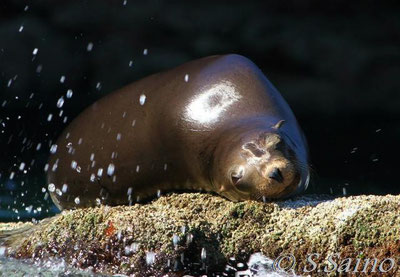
[1, 193, 400, 276]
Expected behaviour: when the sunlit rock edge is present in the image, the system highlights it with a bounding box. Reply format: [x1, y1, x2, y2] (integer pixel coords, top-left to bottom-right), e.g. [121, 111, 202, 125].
[1, 193, 399, 276]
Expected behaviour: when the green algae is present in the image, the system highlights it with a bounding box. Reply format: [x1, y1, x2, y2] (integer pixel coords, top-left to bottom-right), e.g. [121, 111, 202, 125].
[1, 193, 400, 275]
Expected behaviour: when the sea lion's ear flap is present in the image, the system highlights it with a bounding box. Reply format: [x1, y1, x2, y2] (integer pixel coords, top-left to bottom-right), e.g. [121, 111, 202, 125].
[272, 120, 285, 130]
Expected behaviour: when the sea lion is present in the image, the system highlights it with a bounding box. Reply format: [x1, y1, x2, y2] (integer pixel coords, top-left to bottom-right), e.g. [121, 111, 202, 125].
[47, 54, 310, 210]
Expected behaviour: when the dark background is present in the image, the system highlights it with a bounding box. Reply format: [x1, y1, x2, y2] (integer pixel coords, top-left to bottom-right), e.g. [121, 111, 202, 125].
[0, 0, 399, 221]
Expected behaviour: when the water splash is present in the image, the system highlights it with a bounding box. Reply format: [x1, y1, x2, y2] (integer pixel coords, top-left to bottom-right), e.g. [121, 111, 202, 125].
[139, 94, 146, 105]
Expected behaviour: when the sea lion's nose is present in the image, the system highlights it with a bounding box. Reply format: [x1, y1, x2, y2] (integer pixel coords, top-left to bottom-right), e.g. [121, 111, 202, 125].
[268, 168, 283, 183]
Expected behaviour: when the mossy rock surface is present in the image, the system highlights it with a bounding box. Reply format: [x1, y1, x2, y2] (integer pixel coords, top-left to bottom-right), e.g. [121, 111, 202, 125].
[1, 193, 400, 276]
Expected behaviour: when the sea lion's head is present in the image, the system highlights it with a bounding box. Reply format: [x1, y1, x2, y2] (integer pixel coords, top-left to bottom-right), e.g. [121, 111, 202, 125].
[212, 120, 309, 201]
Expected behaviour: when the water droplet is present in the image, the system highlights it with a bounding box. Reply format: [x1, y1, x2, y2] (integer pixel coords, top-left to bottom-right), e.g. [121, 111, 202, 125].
[50, 144, 58, 154]
[107, 163, 115, 176]
[25, 205, 33, 213]
[48, 183, 55, 192]
[116, 133, 122, 141]
[62, 184, 68, 193]
[18, 25, 24, 32]
[36, 64, 43, 73]
[87, 42, 94, 51]
[74, 197, 80, 205]
[90, 174, 96, 182]
[201, 248, 207, 261]
[127, 187, 133, 196]
[97, 168, 103, 177]
[60, 75, 66, 83]
[71, 160, 77, 169]
[90, 153, 95, 161]
[129, 242, 139, 253]
[96, 82, 102, 90]
[47, 114, 53, 122]
[136, 165, 140, 172]
[57, 97, 64, 108]
[123, 0, 127, 5]
[128, 60, 133, 67]
[9, 172, 15, 180]
[157, 189, 161, 197]
[143, 48, 148, 55]
[32, 48, 38, 55]
[237, 262, 245, 269]
[146, 252, 156, 265]
[19, 162, 25, 171]
[172, 234, 180, 247]
[164, 163, 168, 171]
[76, 166, 81, 173]
[66, 89, 73, 98]
[56, 189, 62, 196]
[124, 246, 131, 255]
[186, 233, 193, 244]
[139, 94, 146, 105]
[132, 119, 136, 127]
[350, 147, 358, 154]
[184, 74, 189, 82]
[0, 247, 6, 256]
[117, 231, 122, 240]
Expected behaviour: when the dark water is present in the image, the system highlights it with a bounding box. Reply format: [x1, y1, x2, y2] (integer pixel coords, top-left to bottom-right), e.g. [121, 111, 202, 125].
[0, 252, 296, 276]
[0, 257, 105, 276]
